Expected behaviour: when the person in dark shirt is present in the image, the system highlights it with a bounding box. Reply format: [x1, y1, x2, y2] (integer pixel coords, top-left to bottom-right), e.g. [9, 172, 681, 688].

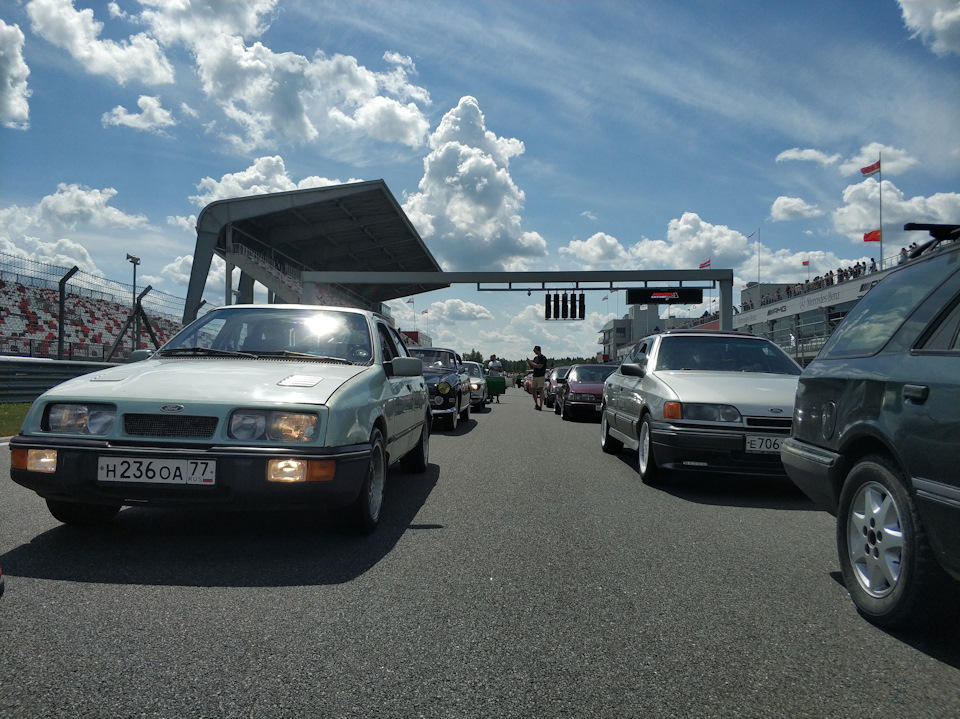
[526, 345, 547, 410]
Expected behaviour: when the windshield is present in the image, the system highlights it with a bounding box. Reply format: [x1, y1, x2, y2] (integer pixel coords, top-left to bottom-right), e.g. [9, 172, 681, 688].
[160, 307, 372, 363]
[655, 336, 801, 375]
[569, 365, 617, 382]
[463, 363, 484, 379]
[410, 349, 458, 368]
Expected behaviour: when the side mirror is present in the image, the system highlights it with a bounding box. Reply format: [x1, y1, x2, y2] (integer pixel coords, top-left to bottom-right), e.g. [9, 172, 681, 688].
[620, 360, 647, 378]
[390, 356, 424, 377]
[129, 349, 153, 363]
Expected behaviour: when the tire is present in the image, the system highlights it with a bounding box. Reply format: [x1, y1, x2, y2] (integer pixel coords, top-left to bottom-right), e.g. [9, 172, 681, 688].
[447, 402, 459, 431]
[836, 454, 954, 629]
[600, 408, 623, 454]
[637, 414, 663, 485]
[459, 394, 471, 422]
[560, 398, 570, 421]
[400, 415, 430, 473]
[46, 499, 121, 526]
[554, 397, 561, 415]
[347, 428, 386, 534]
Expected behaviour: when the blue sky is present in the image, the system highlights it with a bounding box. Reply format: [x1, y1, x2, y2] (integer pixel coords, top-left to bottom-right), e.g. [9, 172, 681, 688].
[2, 0, 958, 360]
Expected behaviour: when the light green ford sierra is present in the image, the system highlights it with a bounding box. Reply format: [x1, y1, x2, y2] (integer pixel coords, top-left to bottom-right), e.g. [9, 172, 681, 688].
[10, 305, 430, 534]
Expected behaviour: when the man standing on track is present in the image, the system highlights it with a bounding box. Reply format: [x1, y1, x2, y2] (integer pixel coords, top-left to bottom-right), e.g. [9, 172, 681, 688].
[526, 345, 547, 410]
[487, 354, 503, 402]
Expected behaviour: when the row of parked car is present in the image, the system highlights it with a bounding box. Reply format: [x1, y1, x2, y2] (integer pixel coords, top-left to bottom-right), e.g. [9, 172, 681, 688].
[591, 224, 959, 630]
[7, 225, 957, 629]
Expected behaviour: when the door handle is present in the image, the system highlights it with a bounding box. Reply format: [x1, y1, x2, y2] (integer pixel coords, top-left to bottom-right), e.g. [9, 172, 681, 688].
[902, 384, 929, 403]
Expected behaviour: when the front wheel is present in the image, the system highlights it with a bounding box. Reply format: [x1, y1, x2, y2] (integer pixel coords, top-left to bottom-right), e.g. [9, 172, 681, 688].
[600, 409, 623, 454]
[836, 454, 954, 628]
[638, 415, 663, 485]
[46, 499, 121, 526]
[347, 428, 386, 534]
[459, 394, 471, 422]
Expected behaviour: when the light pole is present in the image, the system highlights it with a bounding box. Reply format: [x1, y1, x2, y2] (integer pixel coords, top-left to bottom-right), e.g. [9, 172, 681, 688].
[126, 254, 141, 351]
[126, 254, 140, 307]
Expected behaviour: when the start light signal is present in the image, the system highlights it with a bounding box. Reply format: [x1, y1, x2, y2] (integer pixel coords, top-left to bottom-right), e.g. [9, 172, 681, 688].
[545, 292, 586, 320]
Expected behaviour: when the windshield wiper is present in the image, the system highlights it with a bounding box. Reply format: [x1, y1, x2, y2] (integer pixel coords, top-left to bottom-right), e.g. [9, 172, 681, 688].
[253, 350, 355, 365]
[157, 347, 256, 358]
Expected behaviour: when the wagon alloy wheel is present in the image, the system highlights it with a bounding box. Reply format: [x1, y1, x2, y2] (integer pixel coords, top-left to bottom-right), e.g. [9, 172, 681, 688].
[349, 428, 387, 534]
[600, 409, 623, 454]
[637, 414, 662, 485]
[836, 454, 953, 629]
[46, 499, 121, 526]
[400, 415, 430, 473]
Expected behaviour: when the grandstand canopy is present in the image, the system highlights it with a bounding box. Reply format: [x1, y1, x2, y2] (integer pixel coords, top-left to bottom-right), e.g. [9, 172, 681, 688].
[183, 180, 447, 323]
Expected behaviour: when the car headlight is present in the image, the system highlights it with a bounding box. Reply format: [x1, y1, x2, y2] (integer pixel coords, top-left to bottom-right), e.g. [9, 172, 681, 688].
[45, 403, 116, 435]
[667, 402, 741, 422]
[571, 393, 597, 401]
[229, 411, 317, 442]
[437, 381, 451, 394]
[470, 382, 481, 391]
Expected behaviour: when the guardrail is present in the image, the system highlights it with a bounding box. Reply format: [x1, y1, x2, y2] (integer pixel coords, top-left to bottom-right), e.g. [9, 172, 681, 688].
[0, 356, 119, 404]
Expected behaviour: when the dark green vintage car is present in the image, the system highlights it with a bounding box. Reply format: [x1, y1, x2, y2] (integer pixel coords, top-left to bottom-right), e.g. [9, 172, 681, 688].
[781, 224, 960, 629]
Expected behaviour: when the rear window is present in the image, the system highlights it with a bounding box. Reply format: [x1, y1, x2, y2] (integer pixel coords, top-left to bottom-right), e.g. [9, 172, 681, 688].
[819, 248, 960, 359]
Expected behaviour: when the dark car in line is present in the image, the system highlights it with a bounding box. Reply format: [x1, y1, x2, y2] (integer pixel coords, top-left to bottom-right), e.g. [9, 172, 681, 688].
[601, 330, 801, 484]
[555, 364, 617, 420]
[545, 366, 570, 408]
[409, 347, 471, 431]
[780, 224, 960, 629]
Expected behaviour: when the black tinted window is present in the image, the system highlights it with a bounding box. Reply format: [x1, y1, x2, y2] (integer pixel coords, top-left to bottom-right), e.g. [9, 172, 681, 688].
[918, 296, 960, 352]
[820, 249, 959, 358]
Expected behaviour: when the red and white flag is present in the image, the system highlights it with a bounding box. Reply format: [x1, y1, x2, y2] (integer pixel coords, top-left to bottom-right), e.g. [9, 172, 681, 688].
[860, 160, 881, 178]
[406, 298, 415, 304]
[802, 260, 810, 266]
[863, 230, 882, 242]
[699, 259, 711, 269]
[601, 295, 608, 301]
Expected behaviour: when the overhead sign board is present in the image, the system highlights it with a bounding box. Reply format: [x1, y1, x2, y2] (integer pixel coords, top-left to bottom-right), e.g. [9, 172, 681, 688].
[626, 288, 703, 305]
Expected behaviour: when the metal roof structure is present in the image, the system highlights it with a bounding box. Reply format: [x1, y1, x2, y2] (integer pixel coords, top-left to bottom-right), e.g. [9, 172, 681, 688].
[183, 180, 447, 323]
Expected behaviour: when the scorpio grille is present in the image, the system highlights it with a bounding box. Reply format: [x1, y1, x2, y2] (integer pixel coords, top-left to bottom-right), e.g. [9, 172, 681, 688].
[124, 414, 218, 438]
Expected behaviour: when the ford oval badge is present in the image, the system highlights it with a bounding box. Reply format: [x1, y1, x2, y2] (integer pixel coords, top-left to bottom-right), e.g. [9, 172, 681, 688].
[768, 408, 783, 414]
[160, 404, 185, 413]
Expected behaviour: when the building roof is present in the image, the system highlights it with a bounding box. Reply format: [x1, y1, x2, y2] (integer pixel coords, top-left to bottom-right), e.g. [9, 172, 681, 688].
[183, 180, 447, 322]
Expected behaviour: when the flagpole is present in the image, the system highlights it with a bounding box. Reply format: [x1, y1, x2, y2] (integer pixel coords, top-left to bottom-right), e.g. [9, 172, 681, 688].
[878, 151, 883, 269]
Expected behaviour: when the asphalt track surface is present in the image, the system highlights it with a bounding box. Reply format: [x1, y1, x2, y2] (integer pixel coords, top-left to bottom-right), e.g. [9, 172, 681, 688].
[1, 386, 958, 718]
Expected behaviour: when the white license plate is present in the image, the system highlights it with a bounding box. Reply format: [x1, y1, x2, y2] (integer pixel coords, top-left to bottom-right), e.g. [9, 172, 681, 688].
[98, 457, 216, 484]
[745, 435, 783, 454]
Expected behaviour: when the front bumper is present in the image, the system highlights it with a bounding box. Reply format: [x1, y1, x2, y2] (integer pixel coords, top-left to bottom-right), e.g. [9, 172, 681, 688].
[563, 398, 603, 417]
[779, 437, 842, 513]
[9, 434, 371, 510]
[651, 421, 790, 476]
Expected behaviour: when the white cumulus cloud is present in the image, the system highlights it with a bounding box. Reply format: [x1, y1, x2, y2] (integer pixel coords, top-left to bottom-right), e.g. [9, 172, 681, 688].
[101, 95, 176, 132]
[26, 0, 175, 85]
[770, 197, 824, 221]
[0, 20, 32, 129]
[403, 96, 547, 271]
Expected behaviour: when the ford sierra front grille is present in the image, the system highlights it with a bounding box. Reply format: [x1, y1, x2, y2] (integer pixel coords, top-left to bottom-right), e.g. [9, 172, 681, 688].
[744, 417, 792, 430]
[123, 414, 218, 438]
